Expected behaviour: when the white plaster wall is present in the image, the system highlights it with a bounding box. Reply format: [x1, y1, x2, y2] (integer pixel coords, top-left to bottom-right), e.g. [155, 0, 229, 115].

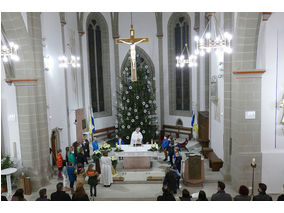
[163, 12, 196, 128]
[209, 13, 224, 160]
[257, 12, 284, 193]
[81, 12, 116, 130]
[41, 12, 82, 156]
[1, 63, 22, 164]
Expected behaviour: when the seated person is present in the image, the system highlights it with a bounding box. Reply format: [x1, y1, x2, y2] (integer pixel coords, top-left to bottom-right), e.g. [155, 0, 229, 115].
[253, 183, 272, 201]
[211, 181, 232, 201]
[116, 137, 125, 145]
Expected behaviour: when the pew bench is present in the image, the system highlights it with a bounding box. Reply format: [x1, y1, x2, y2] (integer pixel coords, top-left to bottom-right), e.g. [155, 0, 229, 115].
[208, 152, 223, 171]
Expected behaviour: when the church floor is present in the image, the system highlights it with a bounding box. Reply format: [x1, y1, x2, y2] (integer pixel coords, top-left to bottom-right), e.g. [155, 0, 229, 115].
[3, 141, 281, 201]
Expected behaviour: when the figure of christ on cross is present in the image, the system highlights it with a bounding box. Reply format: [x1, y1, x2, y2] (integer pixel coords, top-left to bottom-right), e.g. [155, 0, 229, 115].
[116, 25, 149, 82]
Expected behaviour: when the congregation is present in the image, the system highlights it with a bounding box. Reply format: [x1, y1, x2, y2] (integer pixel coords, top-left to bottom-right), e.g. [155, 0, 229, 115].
[1, 135, 284, 201]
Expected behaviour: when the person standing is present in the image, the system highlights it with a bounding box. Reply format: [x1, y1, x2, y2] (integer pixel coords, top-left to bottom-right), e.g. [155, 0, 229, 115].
[116, 137, 125, 145]
[76, 147, 85, 168]
[130, 127, 143, 146]
[67, 161, 76, 190]
[100, 151, 113, 187]
[83, 133, 90, 158]
[163, 168, 178, 194]
[62, 160, 68, 189]
[211, 181, 232, 201]
[67, 147, 76, 167]
[82, 139, 89, 164]
[56, 149, 63, 180]
[167, 141, 175, 166]
[75, 163, 86, 185]
[92, 136, 99, 151]
[161, 136, 169, 161]
[253, 183, 272, 201]
[174, 147, 182, 173]
[86, 164, 99, 197]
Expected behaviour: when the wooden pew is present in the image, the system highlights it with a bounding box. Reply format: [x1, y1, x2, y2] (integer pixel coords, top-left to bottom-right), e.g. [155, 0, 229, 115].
[93, 126, 116, 139]
[161, 125, 193, 140]
[208, 152, 223, 171]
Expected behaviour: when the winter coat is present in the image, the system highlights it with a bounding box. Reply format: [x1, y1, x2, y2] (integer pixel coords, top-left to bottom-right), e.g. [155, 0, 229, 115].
[253, 192, 272, 201]
[87, 170, 98, 186]
[163, 170, 178, 194]
[234, 194, 251, 201]
[72, 194, 89, 201]
[75, 167, 86, 185]
[76, 152, 85, 165]
[161, 139, 169, 149]
[211, 190, 232, 201]
[92, 141, 99, 151]
[67, 152, 76, 166]
[67, 166, 76, 182]
[50, 191, 71, 201]
[56, 153, 63, 168]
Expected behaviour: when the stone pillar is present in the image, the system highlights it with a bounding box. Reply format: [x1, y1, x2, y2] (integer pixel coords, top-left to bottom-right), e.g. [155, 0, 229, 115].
[155, 12, 164, 129]
[111, 12, 120, 105]
[222, 12, 234, 181]
[230, 12, 262, 193]
[1, 12, 52, 190]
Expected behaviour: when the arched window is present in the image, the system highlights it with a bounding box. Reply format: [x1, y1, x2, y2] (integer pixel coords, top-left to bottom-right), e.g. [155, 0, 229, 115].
[121, 46, 156, 89]
[168, 13, 192, 116]
[86, 13, 111, 117]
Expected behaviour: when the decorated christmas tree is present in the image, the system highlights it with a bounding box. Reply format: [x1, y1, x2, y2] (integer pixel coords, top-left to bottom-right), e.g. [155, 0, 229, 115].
[116, 66, 158, 144]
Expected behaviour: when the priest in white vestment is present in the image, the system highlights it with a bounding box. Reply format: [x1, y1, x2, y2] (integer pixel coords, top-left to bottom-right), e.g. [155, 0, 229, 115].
[130, 127, 143, 146]
[100, 151, 113, 187]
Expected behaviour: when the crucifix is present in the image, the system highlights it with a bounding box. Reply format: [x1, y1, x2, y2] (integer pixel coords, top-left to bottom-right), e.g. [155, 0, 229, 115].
[116, 24, 149, 81]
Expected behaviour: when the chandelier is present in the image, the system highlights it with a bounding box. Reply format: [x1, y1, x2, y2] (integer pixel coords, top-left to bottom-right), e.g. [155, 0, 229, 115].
[1, 42, 20, 63]
[194, 13, 232, 56]
[58, 55, 80, 68]
[58, 44, 80, 68]
[176, 43, 198, 68]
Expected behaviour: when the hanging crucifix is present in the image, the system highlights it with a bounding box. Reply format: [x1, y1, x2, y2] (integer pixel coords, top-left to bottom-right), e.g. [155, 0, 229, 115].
[116, 24, 149, 82]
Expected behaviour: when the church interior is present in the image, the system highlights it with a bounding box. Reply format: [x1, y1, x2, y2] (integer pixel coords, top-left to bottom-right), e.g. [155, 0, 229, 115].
[1, 8, 284, 204]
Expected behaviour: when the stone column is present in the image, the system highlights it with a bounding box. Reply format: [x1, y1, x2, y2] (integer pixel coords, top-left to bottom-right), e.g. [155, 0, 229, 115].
[222, 12, 233, 181]
[1, 12, 52, 190]
[230, 12, 262, 193]
[155, 12, 164, 129]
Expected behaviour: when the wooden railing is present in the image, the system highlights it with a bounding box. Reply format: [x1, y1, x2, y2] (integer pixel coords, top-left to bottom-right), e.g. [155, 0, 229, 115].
[161, 125, 192, 140]
[93, 126, 116, 139]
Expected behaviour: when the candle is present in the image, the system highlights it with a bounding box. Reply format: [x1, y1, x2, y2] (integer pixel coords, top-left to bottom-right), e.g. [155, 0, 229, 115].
[252, 158, 256, 165]
[151, 139, 153, 145]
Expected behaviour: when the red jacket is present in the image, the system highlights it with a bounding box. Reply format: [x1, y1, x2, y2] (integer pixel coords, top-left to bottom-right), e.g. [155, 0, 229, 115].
[56, 153, 63, 168]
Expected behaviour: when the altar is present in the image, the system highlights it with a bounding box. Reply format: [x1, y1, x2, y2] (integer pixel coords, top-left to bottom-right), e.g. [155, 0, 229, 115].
[113, 144, 158, 169]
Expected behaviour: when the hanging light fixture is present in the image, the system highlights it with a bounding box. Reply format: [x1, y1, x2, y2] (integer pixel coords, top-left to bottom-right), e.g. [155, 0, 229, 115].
[58, 44, 80, 68]
[176, 43, 198, 68]
[1, 42, 20, 63]
[194, 13, 232, 56]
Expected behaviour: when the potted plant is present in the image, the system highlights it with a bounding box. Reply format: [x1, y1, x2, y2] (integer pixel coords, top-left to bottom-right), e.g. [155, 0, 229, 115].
[1, 154, 15, 193]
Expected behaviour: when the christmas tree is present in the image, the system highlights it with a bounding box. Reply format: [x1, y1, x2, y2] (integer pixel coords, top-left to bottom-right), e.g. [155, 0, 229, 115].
[116, 66, 158, 144]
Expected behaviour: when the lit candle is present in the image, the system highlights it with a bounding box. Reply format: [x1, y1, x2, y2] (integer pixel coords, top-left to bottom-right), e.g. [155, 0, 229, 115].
[252, 158, 256, 164]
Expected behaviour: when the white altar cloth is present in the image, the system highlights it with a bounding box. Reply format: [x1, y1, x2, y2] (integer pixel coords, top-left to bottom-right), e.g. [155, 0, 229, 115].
[114, 144, 158, 157]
